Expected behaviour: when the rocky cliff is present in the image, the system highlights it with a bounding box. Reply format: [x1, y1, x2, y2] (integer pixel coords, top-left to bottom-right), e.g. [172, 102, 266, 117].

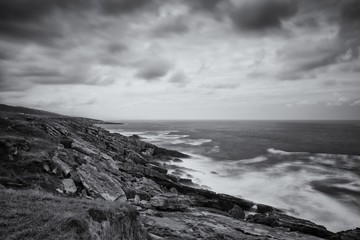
[0, 104, 358, 240]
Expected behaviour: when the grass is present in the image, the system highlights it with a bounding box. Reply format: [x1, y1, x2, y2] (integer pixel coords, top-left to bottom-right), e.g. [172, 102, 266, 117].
[0, 188, 141, 240]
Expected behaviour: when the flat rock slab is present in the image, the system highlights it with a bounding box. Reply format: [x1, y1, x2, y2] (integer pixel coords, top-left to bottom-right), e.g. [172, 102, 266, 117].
[141, 208, 326, 240]
[78, 164, 126, 201]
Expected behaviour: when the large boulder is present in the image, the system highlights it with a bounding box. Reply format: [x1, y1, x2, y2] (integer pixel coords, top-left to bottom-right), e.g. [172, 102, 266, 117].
[77, 164, 126, 201]
[150, 193, 190, 211]
[246, 212, 334, 238]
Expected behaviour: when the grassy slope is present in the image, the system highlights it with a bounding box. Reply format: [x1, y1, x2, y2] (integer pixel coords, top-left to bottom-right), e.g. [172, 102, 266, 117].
[0, 188, 144, 240]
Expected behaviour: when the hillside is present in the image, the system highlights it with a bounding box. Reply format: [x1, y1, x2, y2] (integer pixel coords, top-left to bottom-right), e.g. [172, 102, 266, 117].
[0, 104, 358, 240]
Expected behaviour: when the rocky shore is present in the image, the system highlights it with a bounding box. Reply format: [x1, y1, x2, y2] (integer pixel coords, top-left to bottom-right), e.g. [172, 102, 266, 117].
[0, 104, 358, 240]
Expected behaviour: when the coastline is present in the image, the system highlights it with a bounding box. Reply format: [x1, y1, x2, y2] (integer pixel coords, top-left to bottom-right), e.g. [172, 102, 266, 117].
[0, 104, 359, 239]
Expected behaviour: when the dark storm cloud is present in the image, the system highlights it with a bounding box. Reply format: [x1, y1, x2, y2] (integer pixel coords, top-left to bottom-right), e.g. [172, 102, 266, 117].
[100, 0, 156, 15]
[275, 0, 360, 80]
[0, 0, 86, 43]
[229, 0, 298, 31]
[135, 59, 173, 81]
[0, 0, 158, 44]
[185, 0, 227, 12]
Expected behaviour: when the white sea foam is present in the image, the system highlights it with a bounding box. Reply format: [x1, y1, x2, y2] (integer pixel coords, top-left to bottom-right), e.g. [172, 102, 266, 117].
[267, 148, 308, 155]
[174, 151, 360, 232]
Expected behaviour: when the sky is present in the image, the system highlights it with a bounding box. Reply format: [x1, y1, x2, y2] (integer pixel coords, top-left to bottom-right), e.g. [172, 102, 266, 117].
[0, 0, 359, 120]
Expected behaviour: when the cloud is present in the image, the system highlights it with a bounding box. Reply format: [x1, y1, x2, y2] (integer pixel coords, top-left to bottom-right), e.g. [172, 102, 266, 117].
[185, 0, 228, 13]
[201, 83, 239, 89]
[152, 17, 189, 37]
[229, 0, 298, 32]
[99, 0, 157, 15]
[338, 0, 360, 60]
[168, 70, 187, 83]
[295, 17, 319, 29]
[0, 0, 85, 44]
[0, 0, 159, 45]
[276, 38, 343, 80]
[135, 58, 173, 81]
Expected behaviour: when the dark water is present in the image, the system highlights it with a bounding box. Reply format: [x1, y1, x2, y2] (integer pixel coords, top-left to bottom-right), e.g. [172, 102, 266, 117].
[101, 120, 360, 231]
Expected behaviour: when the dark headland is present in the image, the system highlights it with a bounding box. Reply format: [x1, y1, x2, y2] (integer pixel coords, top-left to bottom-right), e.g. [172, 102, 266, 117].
[0, 104, 358, 240]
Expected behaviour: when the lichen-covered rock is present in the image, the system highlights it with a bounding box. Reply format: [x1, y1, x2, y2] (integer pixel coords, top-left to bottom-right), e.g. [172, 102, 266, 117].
[77, 164, 126, 201]
[150, 193, 190, 211]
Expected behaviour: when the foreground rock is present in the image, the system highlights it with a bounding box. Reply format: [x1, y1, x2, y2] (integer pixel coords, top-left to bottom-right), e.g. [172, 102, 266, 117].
[141, 207, 325, 240]
[0, 104, 357, 239]
[246, 212, 333, 238]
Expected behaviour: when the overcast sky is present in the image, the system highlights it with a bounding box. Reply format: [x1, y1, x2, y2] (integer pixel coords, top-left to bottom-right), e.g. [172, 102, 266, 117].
[0, 0, 359, 120]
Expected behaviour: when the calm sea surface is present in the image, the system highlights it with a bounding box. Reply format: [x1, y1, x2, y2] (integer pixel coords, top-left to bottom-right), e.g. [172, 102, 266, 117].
[100, 120, 360, 231]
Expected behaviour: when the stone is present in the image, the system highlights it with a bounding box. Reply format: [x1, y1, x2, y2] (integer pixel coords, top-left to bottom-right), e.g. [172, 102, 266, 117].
[331, 228, 360, 240]
[150, 194, 190, 211]
[62, 178, 77, 193]
[169, 187, 178, 195]
[139, 200, 151, 209]
[51, 156, 71, 177]
[71, 140, 98, 157]
[172, 158, 183, 163]
[246, 212, 333, 238]
[77, 164, 126, 201]
[123, 187, 151, 201]
[134, 195, 140, 205]
[148, 164, 168, 174]
[228, 204, 245, 219]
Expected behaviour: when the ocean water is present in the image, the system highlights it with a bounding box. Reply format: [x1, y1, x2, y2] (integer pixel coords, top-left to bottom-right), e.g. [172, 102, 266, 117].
[101, 120, 360, 232]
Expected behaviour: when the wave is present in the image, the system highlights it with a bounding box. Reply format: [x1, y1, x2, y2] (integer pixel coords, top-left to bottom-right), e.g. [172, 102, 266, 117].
[170, 150, 360, 232]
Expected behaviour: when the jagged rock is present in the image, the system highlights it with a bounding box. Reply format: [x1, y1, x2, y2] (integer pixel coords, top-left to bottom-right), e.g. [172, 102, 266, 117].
[125, 151, 147, 165]
[71, 140, 98, 157]
[172, 158, 183, 163]
[331, 228, 360, 240]
[229, 204, 245, 219]
[50, 156, 71, 177]
[150, 193, 190, 211]
[148, 164, 167, 174]
[153, 147, 189, 159]
[62, 178, 77, 193]
[246, 212, 334, 238]
[179, 178, 193, 185]
[77, 164, 127, 201]
[139, 200, 151, 209]
[136, 177, 163, 195]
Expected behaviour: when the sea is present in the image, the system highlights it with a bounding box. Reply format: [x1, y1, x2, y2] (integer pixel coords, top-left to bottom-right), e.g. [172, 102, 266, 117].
[100, 120, 360, 232]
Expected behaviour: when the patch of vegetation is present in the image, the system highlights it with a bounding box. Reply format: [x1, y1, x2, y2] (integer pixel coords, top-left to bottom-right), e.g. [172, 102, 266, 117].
[0, 188, 136, 240]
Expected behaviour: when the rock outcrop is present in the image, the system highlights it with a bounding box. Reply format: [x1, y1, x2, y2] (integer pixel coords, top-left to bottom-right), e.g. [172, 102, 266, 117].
[0, 103, 358, 240]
